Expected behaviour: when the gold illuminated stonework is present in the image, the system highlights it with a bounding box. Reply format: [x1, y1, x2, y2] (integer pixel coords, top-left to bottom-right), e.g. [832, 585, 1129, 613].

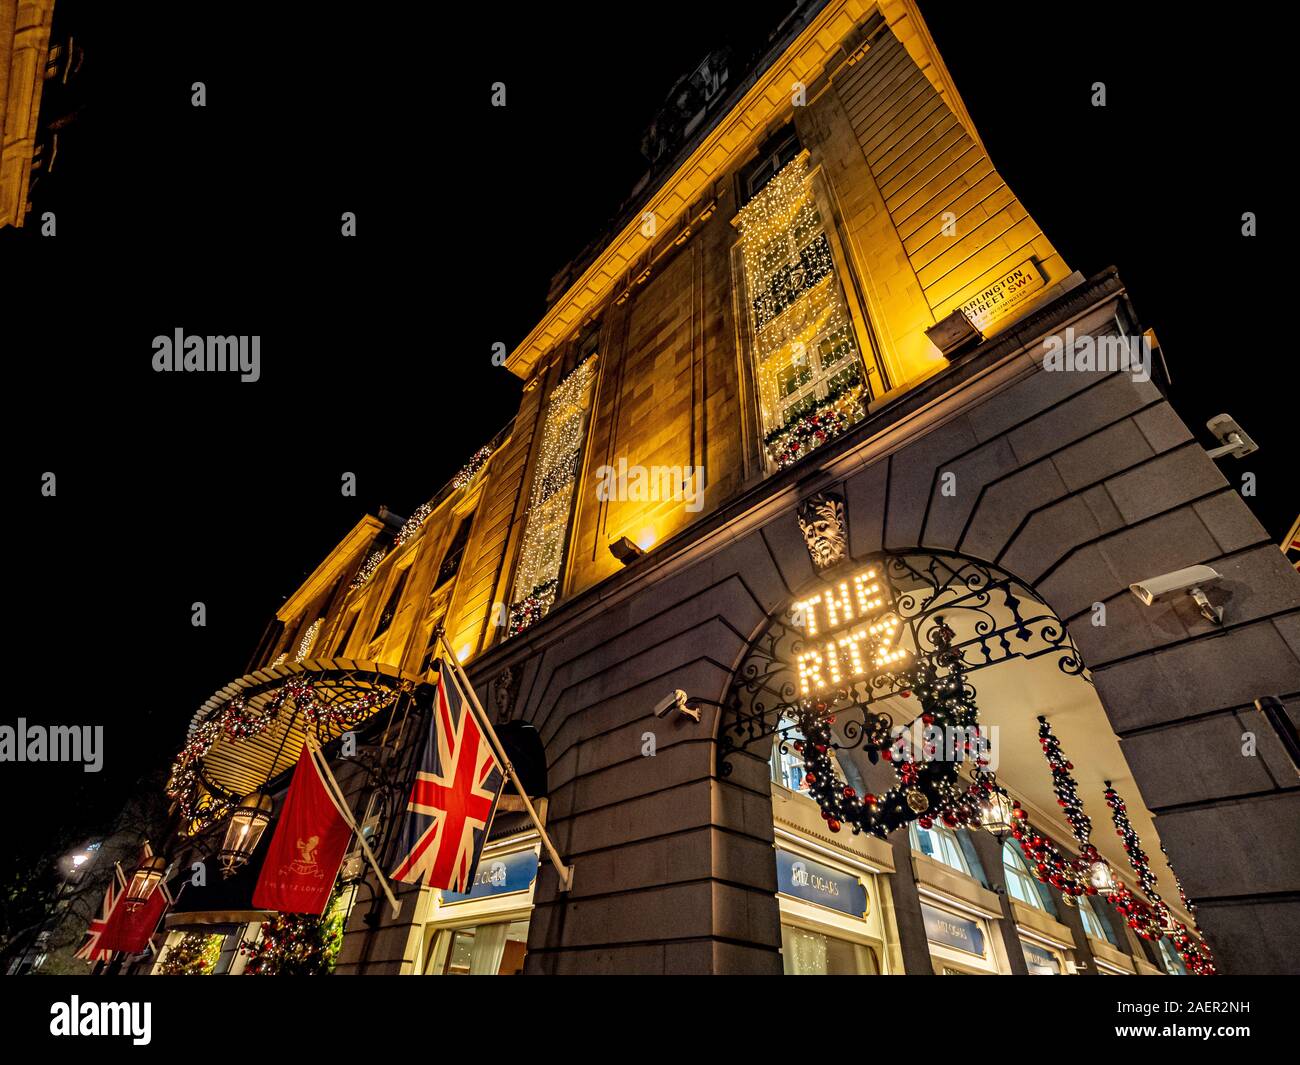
[0, 0, 55, 228]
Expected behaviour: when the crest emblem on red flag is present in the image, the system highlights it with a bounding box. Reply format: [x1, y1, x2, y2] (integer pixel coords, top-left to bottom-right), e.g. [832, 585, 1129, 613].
[390, 668, 505, 892]
[252, 743, 352, 915]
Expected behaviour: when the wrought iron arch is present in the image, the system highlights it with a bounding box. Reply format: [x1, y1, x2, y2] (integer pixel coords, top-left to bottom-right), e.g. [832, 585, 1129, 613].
[717, 549, 1088, 779]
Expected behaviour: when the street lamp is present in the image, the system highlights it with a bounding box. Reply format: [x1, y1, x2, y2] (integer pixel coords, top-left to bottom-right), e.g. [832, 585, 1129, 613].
[978, 791, 1016, 838]
[218, 792, 275, 877]
[123, 855, 168, 910]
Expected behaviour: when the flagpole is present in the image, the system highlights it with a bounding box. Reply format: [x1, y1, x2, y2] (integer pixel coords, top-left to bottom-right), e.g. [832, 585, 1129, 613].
[437, 635, 574, 893]
[303, 734, 402, 919]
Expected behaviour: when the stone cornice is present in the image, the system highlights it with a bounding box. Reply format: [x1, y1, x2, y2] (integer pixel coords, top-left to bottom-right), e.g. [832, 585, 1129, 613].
[504, 0, 882, 381]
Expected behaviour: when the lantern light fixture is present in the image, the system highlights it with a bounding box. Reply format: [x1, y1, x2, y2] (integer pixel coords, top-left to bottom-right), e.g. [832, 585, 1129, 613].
[978, 791, 1016, 838]
[124, 855, 168, 910]
[218, 792, 275, 877]
[1088, 859, 1116, 896]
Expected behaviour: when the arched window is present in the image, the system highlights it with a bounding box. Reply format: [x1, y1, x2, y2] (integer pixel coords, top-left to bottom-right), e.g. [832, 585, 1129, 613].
[910, 822, 971, 876]
[1156, 935, 1187, 975]
[1001, 840, 1045, 910]
[770, 715, 849, 795]
[1079, 891, 1117, 946]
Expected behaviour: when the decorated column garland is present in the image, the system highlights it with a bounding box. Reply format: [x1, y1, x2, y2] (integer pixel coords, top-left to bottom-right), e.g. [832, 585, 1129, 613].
[1105, 781, 1216, 975]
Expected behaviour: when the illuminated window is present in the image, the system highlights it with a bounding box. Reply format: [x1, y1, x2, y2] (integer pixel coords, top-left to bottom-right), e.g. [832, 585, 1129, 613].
[734, 153, 877, 470]
[771, 716, 810, 793]
[911, 822, 972, 876]
[428, 919, 529, 976]
[770, 714, 852, 794]
[781, 924, 878, 975]
[508, 356, 598, 636]
[1002, 840, 1046, 910]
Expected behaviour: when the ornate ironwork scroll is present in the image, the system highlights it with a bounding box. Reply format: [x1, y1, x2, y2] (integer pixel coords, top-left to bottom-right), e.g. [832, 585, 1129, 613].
[717, 550, 1087, 777]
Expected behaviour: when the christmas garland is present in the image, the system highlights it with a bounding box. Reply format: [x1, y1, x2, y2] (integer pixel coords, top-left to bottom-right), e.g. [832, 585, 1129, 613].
[452, 444, 493, 490]
[394, 502, 433, 548]
[349, 548, 388, 591]
[796, 620, 988, 837]
[1105, 782, 1216, 974]
[158, 932, 222, 975]
[240, 887, 344, 976]
[507, 579, 558, 637]
[167, 681, 394, 830]
[765, 381, 864, 470]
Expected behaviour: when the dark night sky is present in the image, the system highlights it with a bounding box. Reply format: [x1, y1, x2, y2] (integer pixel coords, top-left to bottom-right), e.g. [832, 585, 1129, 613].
[2, 2, 1283, 871]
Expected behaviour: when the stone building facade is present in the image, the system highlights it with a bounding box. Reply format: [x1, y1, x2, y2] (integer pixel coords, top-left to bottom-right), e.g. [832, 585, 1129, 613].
[158, 0, 1299, 976]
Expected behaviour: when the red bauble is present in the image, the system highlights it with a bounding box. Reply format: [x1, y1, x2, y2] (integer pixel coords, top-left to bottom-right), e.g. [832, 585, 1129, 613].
[803, 771, 817, 784]
[843, 786, 856, 799]
[919, 817, 933, 829]
[827, 819, 842, 833]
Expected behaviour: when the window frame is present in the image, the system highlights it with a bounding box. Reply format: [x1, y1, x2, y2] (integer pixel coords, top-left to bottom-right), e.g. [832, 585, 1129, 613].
[1001, 839, 1047, 911]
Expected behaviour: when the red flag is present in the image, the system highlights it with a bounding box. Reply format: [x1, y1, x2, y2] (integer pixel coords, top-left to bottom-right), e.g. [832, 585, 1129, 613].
[252, 744, 351, 915]
[98, 878, 167, 954]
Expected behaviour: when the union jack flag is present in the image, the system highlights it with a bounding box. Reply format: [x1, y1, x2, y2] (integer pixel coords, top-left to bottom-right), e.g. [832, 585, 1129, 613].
[389, 665, 505, 892]
[74, 879, 121, 963]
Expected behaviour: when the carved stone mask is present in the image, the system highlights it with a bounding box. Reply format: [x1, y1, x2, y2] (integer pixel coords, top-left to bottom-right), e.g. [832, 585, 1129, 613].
[797, 492, 847, 569]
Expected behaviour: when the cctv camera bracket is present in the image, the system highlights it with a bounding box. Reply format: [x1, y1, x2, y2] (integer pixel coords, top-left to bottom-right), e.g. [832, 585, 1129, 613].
[1204, 414, 1258, 461]
[1189, 586, 1223, 625]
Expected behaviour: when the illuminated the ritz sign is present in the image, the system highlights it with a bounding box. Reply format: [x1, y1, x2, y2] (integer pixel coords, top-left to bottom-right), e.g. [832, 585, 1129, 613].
[791, 567, 910, 696]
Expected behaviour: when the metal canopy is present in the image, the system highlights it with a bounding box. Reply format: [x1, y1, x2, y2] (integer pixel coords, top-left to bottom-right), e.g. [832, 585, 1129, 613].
[175, 658, 430, 832]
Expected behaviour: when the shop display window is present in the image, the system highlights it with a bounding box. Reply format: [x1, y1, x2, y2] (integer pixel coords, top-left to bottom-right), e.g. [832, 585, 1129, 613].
[780, 924, 878, 975]
[430, 918, 529, 975]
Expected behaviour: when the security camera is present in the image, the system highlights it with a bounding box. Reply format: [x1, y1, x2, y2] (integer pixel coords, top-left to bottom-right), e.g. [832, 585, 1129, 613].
[1204, 414, 1258, 460]
[654, 689, 700, 722]
[1129, 565, 1223, 624]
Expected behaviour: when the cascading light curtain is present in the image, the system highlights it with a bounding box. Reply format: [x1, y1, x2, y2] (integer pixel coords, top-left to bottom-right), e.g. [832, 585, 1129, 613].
[735, 154, 869, 469]
[507, 356, 598, 635]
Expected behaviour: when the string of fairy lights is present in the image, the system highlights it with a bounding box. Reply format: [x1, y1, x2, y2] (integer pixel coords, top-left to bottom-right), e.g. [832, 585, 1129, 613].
[734, 154, 866, 468]
[166, 681, 394, 831]
[294, 619, 321, 662]
[508, 355, 597, 635]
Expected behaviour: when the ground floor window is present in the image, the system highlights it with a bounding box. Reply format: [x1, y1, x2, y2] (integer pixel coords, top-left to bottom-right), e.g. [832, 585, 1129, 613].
[780, 923, 878, 975]
[1021, 938, 1065, 975]
[429, 918, 529, 975]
